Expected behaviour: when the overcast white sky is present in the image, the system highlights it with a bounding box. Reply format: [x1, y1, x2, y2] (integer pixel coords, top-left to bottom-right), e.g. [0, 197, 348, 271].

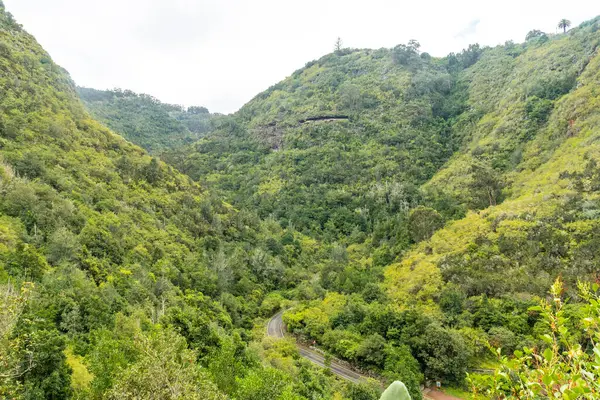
[4, 0, 597, 113]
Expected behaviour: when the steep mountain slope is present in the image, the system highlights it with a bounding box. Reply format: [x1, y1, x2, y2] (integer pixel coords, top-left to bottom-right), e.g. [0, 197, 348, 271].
[387, 18, 600, 306]
[157, 18, 600, 395]
[167, 20, 600, 299]
[78, 87, 216, 154]
[7, 0, 600, 395]
[165, 43, 474, 257]
[0, 4, 356, 400]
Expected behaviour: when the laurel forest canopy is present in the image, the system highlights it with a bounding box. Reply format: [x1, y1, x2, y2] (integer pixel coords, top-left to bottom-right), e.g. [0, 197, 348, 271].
[2, 0, 600, 398]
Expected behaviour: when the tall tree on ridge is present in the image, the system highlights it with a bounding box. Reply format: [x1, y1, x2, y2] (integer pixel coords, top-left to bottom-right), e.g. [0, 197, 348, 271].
[558, 19, 571, 33]
[334, 37, 343, 52]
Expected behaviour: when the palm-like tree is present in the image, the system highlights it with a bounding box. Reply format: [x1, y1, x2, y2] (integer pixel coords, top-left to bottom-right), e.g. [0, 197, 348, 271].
[558, 19, 571, 33]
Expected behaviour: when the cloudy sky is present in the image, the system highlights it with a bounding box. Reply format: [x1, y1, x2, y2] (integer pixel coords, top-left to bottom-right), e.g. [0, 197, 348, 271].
[4, 0, 597, 113]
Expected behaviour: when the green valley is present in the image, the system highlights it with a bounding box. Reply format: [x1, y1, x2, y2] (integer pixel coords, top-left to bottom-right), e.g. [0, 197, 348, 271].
[161, 17, 600, 399]
[2, 1, 600, 399]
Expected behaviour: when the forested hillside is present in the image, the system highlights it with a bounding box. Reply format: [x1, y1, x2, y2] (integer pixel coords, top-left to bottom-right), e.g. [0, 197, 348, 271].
[162, 17, 600, 399]
[3, 0, 600, 397]
[165, 41, 469, 249]
[387, 20, 600, 304]
[78, 87, 216, 154]
[167, 20, 600, 296]
[0, 4, 367, 399]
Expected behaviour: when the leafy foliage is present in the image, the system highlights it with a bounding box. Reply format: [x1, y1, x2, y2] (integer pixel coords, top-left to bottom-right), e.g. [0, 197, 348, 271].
[0, 6, 343, 399]
[102, 14, 600, 397]
[472, 278, 600, 399]
[78, 87, 217, 154]
[380, 381, 411, 400]
[165, 40, 465, 253]
[3, 1, 600, 398]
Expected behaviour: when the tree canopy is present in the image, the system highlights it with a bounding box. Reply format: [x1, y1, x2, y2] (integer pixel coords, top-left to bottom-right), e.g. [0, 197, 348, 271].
[2, 3, 600, 399]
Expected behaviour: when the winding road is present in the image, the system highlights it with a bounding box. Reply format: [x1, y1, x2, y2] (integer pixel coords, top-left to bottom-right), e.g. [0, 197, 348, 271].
[267, 311, 364, 383]
[267, 311, 461, 400]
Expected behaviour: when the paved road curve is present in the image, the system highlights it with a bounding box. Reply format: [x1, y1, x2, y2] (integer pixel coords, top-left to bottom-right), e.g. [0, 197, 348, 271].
[266, 311, 461, 400]
[267, 311, 363, 383]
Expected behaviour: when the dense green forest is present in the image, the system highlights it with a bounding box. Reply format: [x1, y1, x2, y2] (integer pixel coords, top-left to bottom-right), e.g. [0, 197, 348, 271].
[0, 4, 365, 399]
[1, 0, 600, 398]
[163, 16, 600, 399]
[78, 87, 217, 154]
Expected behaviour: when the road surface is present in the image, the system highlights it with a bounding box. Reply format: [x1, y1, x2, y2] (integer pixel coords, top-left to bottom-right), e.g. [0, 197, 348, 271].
[266, 311, 462, 400]
[267, 311, 363, 383]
